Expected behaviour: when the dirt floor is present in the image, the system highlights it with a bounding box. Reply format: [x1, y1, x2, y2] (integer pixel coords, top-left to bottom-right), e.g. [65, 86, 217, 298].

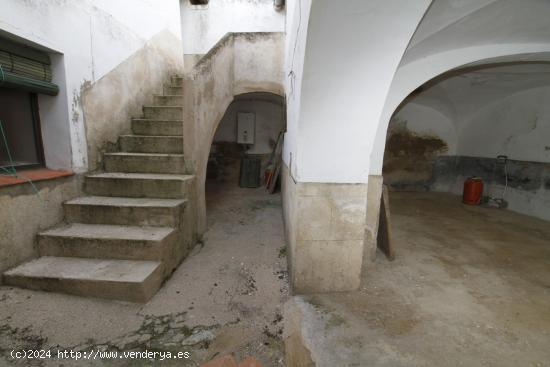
[291, 191, 550, 367]
[0, 181, 288, 366]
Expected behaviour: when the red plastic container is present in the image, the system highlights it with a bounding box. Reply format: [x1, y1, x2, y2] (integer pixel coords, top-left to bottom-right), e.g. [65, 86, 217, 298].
[463, 177, 483, 205]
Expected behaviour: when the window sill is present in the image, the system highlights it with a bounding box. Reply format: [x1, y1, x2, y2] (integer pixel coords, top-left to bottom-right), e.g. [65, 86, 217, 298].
[0, 168, 74, 188]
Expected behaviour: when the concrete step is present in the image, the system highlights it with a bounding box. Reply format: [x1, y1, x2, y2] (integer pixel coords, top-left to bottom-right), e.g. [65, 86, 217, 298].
[38, 223, 176, 261]
[164, 85, 183, 95]
[171, 75, 184, 86]
[131, 119, 183, 136]
[64, 196, 187, 227]
[2, 256, 163, 302]
[104, 152, 185, 174]
[119, 135, 183, 154]
[153, 95, 184, 106]
[85, 172, 193, 199]
[143, 106, 183, 120]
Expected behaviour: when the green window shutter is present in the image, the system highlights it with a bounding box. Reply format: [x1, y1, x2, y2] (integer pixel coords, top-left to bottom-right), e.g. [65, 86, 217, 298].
[0, 71, 58, 96]
[0, 38, 59, 95]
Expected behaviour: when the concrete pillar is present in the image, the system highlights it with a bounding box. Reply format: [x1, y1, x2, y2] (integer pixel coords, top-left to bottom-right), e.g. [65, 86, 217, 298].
[282, 164, 383, 293]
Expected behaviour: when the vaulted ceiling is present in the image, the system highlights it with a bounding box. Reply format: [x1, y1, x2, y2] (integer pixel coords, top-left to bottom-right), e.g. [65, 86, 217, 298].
[398, 0, 550, 125]
[404, 0, 550, 65]
[407, 62, 550, 123]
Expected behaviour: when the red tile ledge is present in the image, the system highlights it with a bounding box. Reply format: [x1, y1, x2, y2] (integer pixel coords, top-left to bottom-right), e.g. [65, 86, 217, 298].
[0, 169, 74, 188]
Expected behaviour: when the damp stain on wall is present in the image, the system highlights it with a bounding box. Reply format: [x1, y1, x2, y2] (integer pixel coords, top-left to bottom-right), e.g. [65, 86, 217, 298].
[383, 124, 448, 189]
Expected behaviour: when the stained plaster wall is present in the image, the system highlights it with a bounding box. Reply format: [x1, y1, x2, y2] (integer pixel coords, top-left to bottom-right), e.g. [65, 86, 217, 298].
[458, 87, 550, 162]
[179, 0, 285, 71]
[0, 176, 80, 274]
[457, 87, 550, 220]
[384, 103, 455, 189]
[0, 0, 182, 172]
[83, 30, 184, 171]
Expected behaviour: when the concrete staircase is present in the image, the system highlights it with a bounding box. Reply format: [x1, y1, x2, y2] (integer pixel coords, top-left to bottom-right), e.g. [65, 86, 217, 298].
[3, 75, 195, 303]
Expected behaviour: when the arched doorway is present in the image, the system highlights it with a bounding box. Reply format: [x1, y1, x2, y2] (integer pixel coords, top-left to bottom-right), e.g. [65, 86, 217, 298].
[206, 92, 286, 207]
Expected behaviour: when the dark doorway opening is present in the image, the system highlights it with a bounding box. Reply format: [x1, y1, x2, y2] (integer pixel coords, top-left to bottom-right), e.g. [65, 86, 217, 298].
[206, 92, 285, 194]
[0, 87, 44, 170]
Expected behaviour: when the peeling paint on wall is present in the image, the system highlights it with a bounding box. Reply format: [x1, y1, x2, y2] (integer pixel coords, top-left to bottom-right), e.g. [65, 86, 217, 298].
[383, 121, 448, 189]
[82, 30, 184, 171]
[70, 88, 88, 170]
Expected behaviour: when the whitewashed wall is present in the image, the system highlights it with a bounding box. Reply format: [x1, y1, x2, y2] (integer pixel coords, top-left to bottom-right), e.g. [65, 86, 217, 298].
[284, 0, 431, 183]
[180, 0, 285, 65]
[458, 87, 550, 162]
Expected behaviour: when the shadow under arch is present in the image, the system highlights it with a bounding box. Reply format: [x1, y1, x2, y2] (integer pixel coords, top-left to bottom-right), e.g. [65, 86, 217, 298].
[204, 91, 286, 213]
[201, 91, 286, 230]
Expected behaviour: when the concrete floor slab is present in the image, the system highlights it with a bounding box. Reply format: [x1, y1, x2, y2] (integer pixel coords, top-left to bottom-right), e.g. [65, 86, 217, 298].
[285, 192, 550, 367]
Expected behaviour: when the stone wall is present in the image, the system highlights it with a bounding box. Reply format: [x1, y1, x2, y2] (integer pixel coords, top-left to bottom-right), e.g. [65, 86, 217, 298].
[282, 164, 379, 293]
[0, 176, 80, 274]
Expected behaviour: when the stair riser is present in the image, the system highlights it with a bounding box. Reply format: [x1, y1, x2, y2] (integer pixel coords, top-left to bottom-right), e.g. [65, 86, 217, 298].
[104, 155, 185, 174]
[153, 95, 183, 106]
[38, 231, 177, 262]
[131, 120, 183, 136]
[64, 203, 184, 227]
[164, 86, 183, 95]
[143, 107, 183, 120]
[85, 177, 190, 199]
[3, 267, 164, 303]
[119, 136, 183, 154]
